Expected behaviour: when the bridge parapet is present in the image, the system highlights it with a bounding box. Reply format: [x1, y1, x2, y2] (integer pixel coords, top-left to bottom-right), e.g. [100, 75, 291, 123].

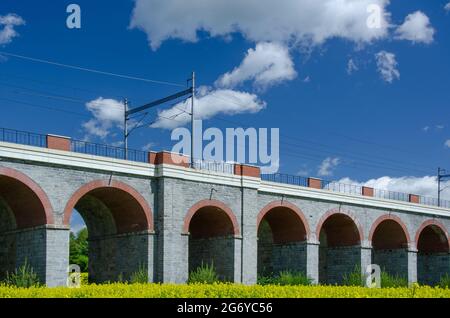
[0, 126, 449, 211]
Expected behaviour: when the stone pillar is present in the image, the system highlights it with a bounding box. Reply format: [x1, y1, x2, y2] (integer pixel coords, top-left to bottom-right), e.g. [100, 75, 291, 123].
[240, 187, 258, 285]
[45, 227, 70, 287]
[360, 245, 372, 279]
[233, 236, 243, 283]
[306, 241, 319, 285]
[408, 249, 418, 285]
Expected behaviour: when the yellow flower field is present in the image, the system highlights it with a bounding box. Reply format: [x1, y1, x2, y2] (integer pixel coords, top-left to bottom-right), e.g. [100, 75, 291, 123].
[0, 283, 449, 298]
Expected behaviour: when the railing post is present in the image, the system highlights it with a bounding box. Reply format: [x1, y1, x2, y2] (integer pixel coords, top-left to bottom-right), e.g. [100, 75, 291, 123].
[46, 134, 71, 152]
[307, 177, 322, 189]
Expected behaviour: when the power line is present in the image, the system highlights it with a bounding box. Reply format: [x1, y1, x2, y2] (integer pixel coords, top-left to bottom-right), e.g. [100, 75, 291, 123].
[0, 97, 90, 118]
[0, 51, 185, 88]
[207, 115, 433, 175]
[0, 82, 129, 111]
[0, 72, 124, 99]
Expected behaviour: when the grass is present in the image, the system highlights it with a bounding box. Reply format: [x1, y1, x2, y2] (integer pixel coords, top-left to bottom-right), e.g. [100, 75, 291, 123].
[188, 263, 221, 284]
[0, 283, 449, 298]
[258, 271, 313, 286]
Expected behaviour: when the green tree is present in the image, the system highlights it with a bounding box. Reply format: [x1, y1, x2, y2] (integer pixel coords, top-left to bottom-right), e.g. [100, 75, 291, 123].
[69, 228, 88, 272]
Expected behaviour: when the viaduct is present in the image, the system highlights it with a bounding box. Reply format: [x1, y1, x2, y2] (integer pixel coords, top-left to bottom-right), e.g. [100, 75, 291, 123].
[0, 129, 449, 287]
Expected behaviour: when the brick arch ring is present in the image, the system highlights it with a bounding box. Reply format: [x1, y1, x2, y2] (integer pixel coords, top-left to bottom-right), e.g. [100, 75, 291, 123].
[315, 208, 364, 243]
[368, 214, 411, 245]
[62, 180, 154, 232]
[257, 200, 311, 240]
[0, 167, 54, 225]
[182, 199, 240, 236]
[415, 219, 450, 251]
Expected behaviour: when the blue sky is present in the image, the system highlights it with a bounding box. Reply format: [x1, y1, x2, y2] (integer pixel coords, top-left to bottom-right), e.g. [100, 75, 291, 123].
[1, 0, 450, 223]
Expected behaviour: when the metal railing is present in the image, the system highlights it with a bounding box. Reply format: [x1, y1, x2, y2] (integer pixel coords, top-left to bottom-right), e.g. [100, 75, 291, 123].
[262, 172, 449, 209]
[420, 196, 450, 209]
[373, 189, 409, 202]
[0, 127, 47, 148]
[71, 139, 148, 163]
[322, 180, 362, 196]
[191, 159, 234, 175]
[261, 173, 309, 187]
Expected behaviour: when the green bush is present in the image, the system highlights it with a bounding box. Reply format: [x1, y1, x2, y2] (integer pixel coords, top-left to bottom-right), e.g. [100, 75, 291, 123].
[258, 271, 312, 286]
[438, 274, 450, 289]
[342, 266, 363, 287]
[342, 266, 408, 288]
[70, 229, 88, 272]
[130, 266, 149, 284]
[188, 263, 220, 284]
[380, 271, 408, 288]
[80, 273, 89, 286]
[4, 260, 41, 288]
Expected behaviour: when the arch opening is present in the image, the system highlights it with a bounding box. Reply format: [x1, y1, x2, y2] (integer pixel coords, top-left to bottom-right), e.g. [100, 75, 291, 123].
[371, 219, 408, 279]
[0, 174, 50, 282]
[417, 224, 450, 286]
[188, 205, 236, 282]
[318, 214, 361, 285]
[66, 184, 152, 283]
[257, 206, 308, 278]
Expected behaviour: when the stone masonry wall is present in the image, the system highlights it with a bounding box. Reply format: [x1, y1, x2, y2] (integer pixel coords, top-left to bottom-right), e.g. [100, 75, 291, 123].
[418, 253, 450, 286]
[372, 249, 408, 278]
[319, 246, 361, 285]
[189, 236, 235, 281]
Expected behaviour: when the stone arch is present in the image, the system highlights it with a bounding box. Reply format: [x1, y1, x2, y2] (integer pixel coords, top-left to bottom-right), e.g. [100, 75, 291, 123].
[184, 199, 238, 282]
[316, 208, 364, 245]
[257, 201, 310, 277]
[369, 214, 411, 247]
[0, 167, 54, 282]
[183, 199, 240, 236]
[416, 220, 450, 286]
[317, 208, 363, 285]
[0, 167, 54, 227]
[63, 179, 154, 283]
[63, 180, 153, 232]
[415, 220, 449, 252]
[369, 214, 410, 279]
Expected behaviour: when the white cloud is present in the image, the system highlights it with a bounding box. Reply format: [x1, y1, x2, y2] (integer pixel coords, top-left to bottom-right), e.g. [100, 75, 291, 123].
[375, 51, 400, 83]
[347, 58, 358, 75]
[151, 86, 266, 130]
[422, 126, 430, 132]
[318, 157, 340, 177]
[297, 164, 310, 177]
[130, 0, 391, 50]
[395, 11, 435, 44]
[82, 98, 124, 139]
[0, 13, 25, 45]
[445, 140, 450, 148]
[216, 42, 297, 89]
[339, 176, 450, 200]
[445, 3, 450, 12]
